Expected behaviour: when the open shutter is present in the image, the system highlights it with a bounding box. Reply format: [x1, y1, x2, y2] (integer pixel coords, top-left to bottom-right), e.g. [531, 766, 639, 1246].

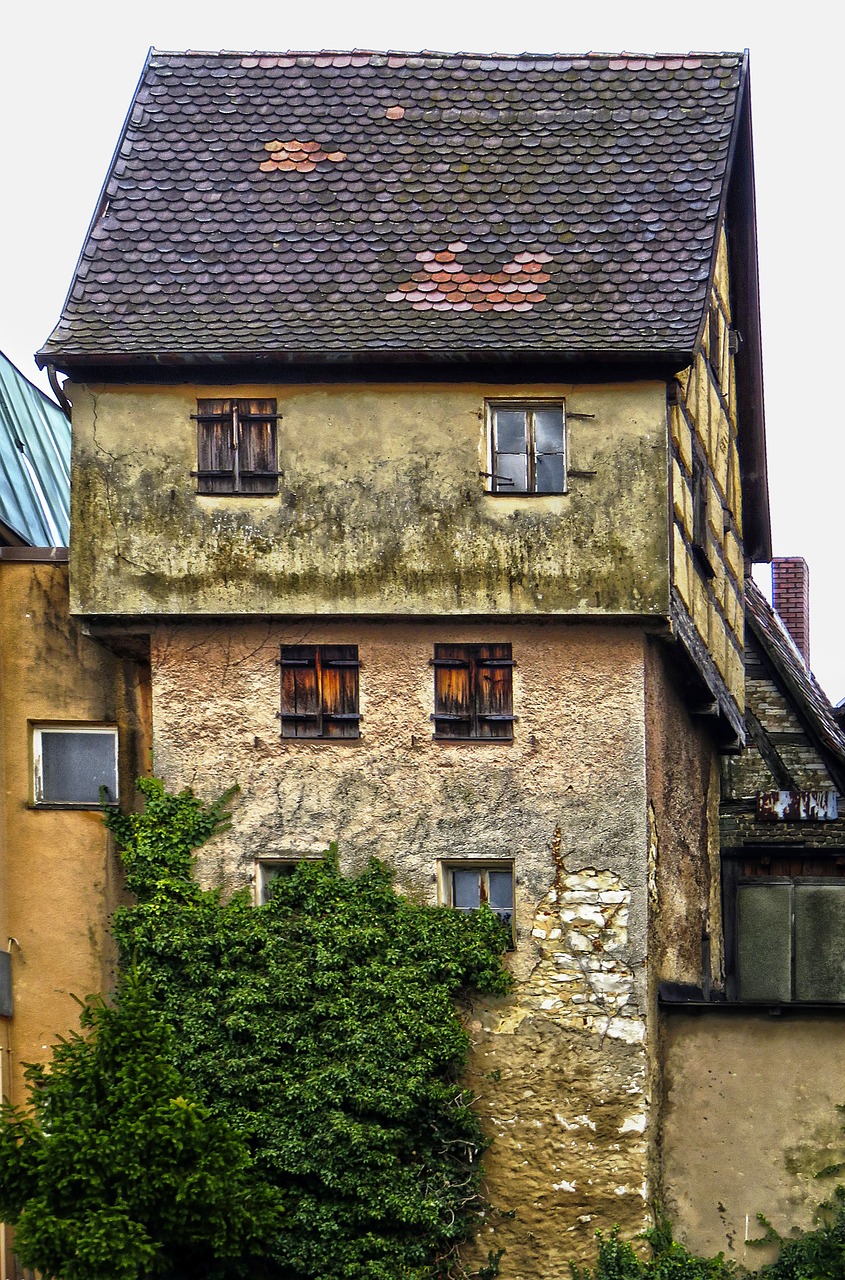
[319, 645, 360, 740]
[433, 645, 472, 738]
[475, 643, 514, 740]
[736, 882, 792, 1002]
[238, 398, 278, 495]
[197, 399, 235, 493]
[280, 646, 321, 737]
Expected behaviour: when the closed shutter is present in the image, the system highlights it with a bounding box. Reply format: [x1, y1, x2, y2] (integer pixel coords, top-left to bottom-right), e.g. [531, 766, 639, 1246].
[475, 644, 514, 741]
[197, 399, 235, 494]
[280, 646, 321, 738]
[795, 885, 845, 1001]
[433, 646, 472, 738]
[239, 398, 278, 495]
[319, 646, 360, 740]
[736, 882, 792, 1002]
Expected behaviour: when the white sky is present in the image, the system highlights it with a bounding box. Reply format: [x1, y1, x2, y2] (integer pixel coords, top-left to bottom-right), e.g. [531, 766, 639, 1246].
[3, 0, 843, 700]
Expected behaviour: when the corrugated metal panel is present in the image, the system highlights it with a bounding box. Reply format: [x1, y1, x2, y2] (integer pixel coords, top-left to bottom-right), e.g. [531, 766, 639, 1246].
[0, 349, 70, 546]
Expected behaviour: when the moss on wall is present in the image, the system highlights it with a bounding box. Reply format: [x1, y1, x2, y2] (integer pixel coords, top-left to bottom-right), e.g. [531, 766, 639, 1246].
[68, 381, 670, 620]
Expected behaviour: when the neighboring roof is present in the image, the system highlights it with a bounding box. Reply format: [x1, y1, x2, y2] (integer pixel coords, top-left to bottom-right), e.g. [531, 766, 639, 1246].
[0, 351, 70, 547]
[745, 577, 845, 791]
[40, 48, 750, 370]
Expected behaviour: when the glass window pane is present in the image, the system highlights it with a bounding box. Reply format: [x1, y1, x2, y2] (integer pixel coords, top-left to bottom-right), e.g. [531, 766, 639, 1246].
[737, 884, 792, 1002]
[452, 870, 481, 910]
[494, 452, 527, 492]
[487, 871, 514, 911]
[795, 886, 845, 1001]
[40, 732, 117, 804]
[535, 453, 565, 493]
[533, 408, 564, 453]
[493, 410, 527, 453]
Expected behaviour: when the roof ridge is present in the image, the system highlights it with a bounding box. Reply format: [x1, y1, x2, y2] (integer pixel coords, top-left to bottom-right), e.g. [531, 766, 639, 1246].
[150, 46, 743, 61]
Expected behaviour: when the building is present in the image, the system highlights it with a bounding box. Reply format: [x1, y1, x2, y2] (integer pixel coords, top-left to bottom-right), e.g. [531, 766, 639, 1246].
[33, 48, 783, 1274]
[0, 350, 149, 1275]
[662, 563, 845, 1267]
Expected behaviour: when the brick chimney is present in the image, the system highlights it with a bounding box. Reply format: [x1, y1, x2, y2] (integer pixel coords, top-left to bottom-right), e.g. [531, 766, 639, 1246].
[772, 557, 810, 668]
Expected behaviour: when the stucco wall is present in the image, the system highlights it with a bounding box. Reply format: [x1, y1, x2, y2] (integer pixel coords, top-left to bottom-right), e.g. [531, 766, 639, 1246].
[662, 1012, 845, 1266]
[0, 560, 149, 1102]
[670, 225, 745, 710]
[67, 379, 669, 621]
[149, 616, 655, 1272]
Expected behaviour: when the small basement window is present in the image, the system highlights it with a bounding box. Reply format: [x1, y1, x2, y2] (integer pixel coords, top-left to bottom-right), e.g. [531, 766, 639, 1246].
[280, 645, 360, 739]
[487, 401, 566, 494]
[432, 643, 514, 741]
[724, 850, 845, 1002]
[194, 398, 280, 495]
[442, 861, 515, 944]
[33, 726, 118, 807]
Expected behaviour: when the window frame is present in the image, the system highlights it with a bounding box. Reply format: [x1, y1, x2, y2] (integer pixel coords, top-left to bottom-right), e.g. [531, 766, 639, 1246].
[439, 859, 516, 946]
[31, 724, 119, 809]
[279, 644, 361, 740]
[193, 398, 281, 496]
[486, 399, 567, 495]
[431, 643, 515, 742]
[723, 849, 845, 1004]
[255, 855, 323, 904]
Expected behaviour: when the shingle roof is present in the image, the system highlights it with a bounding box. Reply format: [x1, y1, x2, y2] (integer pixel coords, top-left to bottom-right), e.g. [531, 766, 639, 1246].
[746, 577, 845, 790]
[0, 350, 70, 546]
[40, 49, 747, 367]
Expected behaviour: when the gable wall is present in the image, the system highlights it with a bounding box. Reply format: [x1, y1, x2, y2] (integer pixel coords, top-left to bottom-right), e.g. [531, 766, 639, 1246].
[670, 224, 745, 711]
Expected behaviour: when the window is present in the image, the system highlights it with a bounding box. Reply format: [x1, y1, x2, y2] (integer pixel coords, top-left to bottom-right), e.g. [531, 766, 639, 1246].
[443, 862, 515, 943]
[487, 401, 566, 494]
[724, 851, 845, 1002]
[256, 858, 321, 904]
[280, 645, 360, 739]
[32, 726, 118, 806]
[432, 644, 514, 741]
[691, 441, 714, 578]
[194, 398, 279, 495]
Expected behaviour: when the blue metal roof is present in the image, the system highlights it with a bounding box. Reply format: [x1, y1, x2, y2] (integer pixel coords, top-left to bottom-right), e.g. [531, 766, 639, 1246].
[0, 350, 70, 546]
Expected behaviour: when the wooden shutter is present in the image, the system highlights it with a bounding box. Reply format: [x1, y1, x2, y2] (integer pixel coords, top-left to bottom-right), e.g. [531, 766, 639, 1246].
[433, 645, 472, 738]
[280, 646, 321, 738]
[475, 643, 514, 740]
[197, 399, 235, 493]
[238, 398, 278, 495]
[319, 646, 360, 739]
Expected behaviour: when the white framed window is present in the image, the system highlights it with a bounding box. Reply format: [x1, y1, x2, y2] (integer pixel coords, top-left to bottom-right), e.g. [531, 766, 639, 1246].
[486, 401, 566, 494]
[32, 726, 118, 807]
[255, 856, 322, 904]
[440, 860, 515, 944]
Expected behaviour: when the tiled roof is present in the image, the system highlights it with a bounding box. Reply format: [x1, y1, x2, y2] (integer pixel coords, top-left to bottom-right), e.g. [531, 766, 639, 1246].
[40, 49, 747, 366]
[746, 578, 845, 786]
[0, 350, 70, 546]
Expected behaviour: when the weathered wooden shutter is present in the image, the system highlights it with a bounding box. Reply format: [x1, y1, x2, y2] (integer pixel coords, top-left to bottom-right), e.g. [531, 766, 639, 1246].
[433, 645, 472, 738]
[238, 398, 278, 495]
[475, 643, 514, 740]
[319, 646, 360, 739]
[197, 399, 235, 494]
[280, 646, 321, 737]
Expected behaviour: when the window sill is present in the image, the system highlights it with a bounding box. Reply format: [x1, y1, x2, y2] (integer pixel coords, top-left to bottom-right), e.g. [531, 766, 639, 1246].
[433, 736, 514, 745]
[28, 801, 118, 811]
